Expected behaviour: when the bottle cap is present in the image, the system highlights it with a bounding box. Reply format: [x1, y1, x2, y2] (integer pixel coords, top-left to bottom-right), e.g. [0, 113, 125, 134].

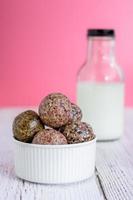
[87, 29, 115, 37]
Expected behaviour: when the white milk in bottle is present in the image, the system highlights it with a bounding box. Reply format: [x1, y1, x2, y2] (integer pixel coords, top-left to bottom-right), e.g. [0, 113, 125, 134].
[77, 82, 124, 140]
[77, 29, 124, 140]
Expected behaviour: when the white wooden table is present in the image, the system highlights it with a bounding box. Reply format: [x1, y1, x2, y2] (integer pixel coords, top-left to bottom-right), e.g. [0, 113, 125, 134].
[0, 108, 133, 200]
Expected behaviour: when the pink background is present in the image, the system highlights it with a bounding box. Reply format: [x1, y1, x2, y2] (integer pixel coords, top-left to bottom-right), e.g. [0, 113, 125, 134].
[0, 0, 133, 107]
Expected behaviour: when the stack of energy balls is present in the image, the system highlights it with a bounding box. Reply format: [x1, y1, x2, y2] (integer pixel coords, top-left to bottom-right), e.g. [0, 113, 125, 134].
[13, 93, 95, 145]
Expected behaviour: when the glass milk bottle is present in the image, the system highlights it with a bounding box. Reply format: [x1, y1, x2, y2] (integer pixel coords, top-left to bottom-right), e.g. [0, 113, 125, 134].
[77, 29, 124, 141]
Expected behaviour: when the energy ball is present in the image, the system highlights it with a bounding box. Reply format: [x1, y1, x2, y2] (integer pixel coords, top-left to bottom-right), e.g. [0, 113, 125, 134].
[13, 110, 44, 142]
[63, 121, 95, 144]
[32, 129, 67, 145]
[39, 93, 72, 128]
[69, 103, 82, 124]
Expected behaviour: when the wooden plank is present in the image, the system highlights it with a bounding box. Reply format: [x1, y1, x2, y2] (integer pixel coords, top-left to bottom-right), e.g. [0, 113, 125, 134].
[96, 134, 133, 200]
[0, 108, 103, 200]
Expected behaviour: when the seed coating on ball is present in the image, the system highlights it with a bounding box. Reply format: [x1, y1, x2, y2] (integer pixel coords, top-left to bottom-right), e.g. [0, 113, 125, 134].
[32, 129, 67, 145]
[69, 103, 82, 124]
[39, 93, 72, 128]
[63, 121, 95, 144]
[13, 110, 44, 142]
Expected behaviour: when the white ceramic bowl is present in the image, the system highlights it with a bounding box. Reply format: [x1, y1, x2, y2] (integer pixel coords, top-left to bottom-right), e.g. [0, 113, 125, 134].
[14, 137, 96, 184]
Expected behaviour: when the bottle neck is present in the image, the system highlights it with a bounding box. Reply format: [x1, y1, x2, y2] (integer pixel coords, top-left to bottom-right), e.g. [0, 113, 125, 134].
[87, 37, 116, 65]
